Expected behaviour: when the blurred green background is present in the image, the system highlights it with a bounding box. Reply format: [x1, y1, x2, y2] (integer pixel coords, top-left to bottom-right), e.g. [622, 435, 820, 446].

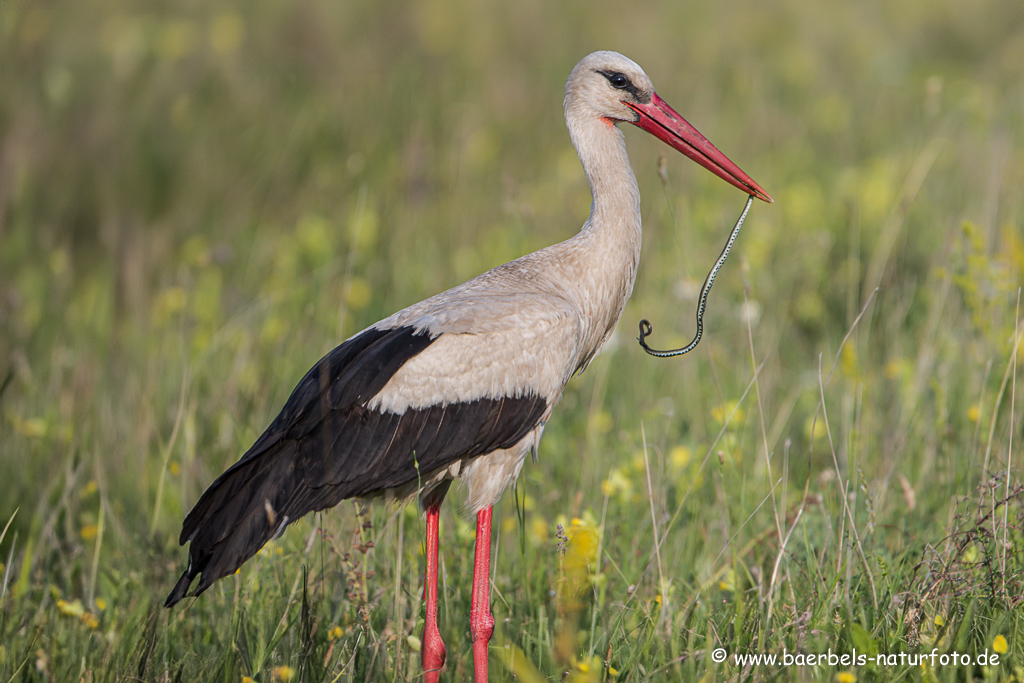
[2, 0, 1023, 680]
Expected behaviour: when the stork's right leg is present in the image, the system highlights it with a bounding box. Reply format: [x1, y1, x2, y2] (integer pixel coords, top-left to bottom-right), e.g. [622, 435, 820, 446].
[470, 506, 495, 682]
[423, 502, 445, 682]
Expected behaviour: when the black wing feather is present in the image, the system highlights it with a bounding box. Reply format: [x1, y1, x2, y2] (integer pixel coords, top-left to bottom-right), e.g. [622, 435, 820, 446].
[165, 325, 548, 607]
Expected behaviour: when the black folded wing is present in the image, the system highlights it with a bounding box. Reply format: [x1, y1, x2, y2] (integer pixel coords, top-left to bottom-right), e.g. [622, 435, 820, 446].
[165, 325, 547, 606]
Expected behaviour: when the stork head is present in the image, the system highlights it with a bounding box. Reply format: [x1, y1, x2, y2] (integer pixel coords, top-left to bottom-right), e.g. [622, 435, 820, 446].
[566, 51, 772, 203]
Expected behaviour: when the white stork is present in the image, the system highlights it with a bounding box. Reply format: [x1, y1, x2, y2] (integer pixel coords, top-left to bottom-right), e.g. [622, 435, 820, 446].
[164, 51, 772, 681]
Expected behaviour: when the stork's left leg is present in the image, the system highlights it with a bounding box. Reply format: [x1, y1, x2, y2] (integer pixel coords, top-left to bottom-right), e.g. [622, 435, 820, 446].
[470, 506, 494, 682]
[422, 502, 445, 682]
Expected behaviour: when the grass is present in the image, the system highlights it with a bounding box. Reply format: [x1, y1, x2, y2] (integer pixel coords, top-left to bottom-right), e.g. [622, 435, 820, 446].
[1, 0, 1023, 680]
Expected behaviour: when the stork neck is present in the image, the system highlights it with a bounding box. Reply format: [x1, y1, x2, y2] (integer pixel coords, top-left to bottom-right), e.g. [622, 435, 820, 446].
[570, 117, 642, 238]
[561, 114, 643, 358]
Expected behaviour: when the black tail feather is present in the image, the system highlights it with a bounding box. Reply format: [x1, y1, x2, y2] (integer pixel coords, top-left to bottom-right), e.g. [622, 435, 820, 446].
[164, 565, 196, 608]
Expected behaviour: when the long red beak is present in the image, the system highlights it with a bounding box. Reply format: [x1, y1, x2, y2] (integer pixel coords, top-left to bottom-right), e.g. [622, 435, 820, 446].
[626, 93, 772, 203]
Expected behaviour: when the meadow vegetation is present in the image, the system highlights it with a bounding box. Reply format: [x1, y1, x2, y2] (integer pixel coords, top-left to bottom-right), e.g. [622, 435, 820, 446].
[1, 0, 1023, 680]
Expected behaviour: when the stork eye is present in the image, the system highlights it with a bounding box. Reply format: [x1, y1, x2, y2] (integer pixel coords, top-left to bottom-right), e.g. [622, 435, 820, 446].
[608, 73, 630, 89]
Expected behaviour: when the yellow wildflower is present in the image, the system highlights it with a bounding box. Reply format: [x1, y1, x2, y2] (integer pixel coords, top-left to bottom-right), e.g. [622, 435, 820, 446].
[967, 405, 981, 423]
[993, 635, 1008, 655]
[57, 599, 85, 618]
[711, 400, 744, 425]
[242, 677, 256, 683]
[836, 672, 856, 683]
[933, 614, 943, 627]
[567, 656, 602, 683]
[57, 598, 99, 628]
[669, 445, 691, 470]
[272, 665, 295, 682]
[80, 524, 98, 542]
[719, 568, 737, 592]
[13, 416, 46, 438]
[562, 514, 601, 597]
[804, 415, 827, 442]
[884, 358, 907, 380]
[601, 467, 633, 501]
[328, 625, 343, 640]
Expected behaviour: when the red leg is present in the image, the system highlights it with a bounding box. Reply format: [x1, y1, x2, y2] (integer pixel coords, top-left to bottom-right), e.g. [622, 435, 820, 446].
[422, 503, 445, 682]
[470, 506, 495, 682]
